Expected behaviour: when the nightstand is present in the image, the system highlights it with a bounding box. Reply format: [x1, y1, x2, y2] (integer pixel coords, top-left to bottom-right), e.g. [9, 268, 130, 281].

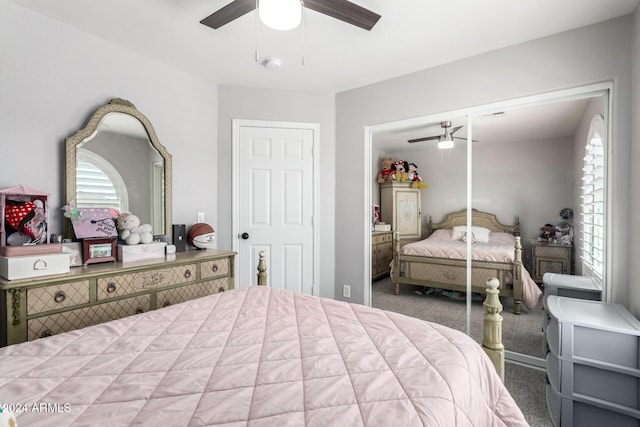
[372, 231, 393, 280]
[531, 241, 573, 283]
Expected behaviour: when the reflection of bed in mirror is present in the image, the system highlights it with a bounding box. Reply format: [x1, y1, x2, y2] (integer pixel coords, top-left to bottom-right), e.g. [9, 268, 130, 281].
[392, 209, 542, 314]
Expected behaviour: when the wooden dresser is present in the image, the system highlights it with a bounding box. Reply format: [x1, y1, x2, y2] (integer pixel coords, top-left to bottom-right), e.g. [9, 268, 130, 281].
[0, 250, 235, 346]
[371, 231, 393, 280]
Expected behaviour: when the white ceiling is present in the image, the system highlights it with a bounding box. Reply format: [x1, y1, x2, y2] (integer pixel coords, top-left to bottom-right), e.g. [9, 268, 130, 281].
[374, 97, 592, 153]
[11, 0, 639, 92]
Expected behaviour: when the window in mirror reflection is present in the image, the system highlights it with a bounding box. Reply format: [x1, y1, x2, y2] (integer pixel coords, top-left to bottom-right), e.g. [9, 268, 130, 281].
[581, 114, 605, 280]
[76, 150, 129, 212]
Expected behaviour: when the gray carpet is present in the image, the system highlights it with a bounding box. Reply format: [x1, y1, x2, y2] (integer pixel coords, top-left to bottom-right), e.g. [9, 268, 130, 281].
[372, 277, 552, 426]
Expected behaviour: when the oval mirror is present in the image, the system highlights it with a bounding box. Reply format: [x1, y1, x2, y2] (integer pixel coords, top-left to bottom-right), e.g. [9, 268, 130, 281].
[65, 98, 172, 240]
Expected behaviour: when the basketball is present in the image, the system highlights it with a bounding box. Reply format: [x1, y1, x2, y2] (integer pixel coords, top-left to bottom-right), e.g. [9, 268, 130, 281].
[187, 223, 214, 248]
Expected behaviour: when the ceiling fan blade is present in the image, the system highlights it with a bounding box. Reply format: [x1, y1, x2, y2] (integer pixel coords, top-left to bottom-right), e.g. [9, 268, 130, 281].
[449, 125, 463, 135]
[453, 136, 479, 142]
[408, 135, 439, 143]
[200, 0, 256, 30]
[304, 0, 381, 31]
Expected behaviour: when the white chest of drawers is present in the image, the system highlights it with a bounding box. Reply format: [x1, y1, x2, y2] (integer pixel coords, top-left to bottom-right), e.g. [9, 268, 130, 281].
[545, 296, 640, 426]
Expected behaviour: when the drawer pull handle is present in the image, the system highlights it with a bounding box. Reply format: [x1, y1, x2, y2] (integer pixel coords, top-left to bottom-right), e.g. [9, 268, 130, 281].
[41, 330, 52, 338]
[135, 307, 144, 314]
[54, 291, 66, 303]
[212, 264, 219, 273]
[107, 283, 117, 293]
[184, 269, 192, 279]
[162, 300, 171, 307]
[33, 259, 48, 270]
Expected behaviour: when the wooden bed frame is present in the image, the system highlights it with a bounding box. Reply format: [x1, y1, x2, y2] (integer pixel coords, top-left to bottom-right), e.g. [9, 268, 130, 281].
[392, 209, 524, 314]
[257, 250, 506, 381]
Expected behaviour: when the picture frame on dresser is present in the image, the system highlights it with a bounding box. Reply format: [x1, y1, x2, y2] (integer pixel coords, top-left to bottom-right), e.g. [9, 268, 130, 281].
[81, 237, 117, 265]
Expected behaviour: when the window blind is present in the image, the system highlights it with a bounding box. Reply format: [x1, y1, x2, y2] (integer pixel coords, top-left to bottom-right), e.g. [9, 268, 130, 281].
[580, 135, 604, 279]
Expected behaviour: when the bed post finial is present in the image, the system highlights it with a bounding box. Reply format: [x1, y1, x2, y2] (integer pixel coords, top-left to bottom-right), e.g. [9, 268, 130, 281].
[257, 251, 267, 286]
[483, 278, 505, 382]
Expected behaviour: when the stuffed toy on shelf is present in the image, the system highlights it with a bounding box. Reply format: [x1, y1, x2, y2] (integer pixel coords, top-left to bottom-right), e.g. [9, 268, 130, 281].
[407, 162, 428, 189]
[377, 157, 395, 183]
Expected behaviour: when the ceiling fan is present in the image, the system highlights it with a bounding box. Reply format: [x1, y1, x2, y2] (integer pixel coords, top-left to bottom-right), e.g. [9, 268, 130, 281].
[200, 0, 381, 31]
[407, 121, 471, 149]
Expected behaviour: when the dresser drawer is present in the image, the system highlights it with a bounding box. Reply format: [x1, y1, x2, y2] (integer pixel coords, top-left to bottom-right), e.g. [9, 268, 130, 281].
[27, 280, 90, 315]
[97, 263, 197, 300]
[27, 294, 151, 340]
[534, 245, 569, 258]
[200, 258, 230, 279]
[372, 233, 392, 245]
[156, 277, 229, 308]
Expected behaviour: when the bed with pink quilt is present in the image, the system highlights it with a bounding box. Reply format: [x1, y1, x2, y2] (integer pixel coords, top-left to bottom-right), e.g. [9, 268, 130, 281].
[0, 284, 527, 426]
[392, 209, 542, 314]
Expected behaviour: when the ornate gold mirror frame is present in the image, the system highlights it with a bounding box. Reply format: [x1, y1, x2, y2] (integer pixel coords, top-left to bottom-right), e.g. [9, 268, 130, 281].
[65, 98, 172, 241]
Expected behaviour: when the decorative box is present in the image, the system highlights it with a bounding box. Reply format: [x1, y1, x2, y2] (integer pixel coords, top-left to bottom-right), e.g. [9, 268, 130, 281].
[374, 223, 392, 231]
[0, 185, 57, 256]
[0, 253, 70, 280]
[118, 242, 166, 263]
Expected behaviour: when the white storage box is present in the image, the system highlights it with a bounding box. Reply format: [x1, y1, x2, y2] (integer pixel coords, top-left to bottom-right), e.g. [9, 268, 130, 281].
[118, 242, 166, 263]
[374, 223, 391, 231]
[543, 273, 602, 304]
[0, 253, 70, 280]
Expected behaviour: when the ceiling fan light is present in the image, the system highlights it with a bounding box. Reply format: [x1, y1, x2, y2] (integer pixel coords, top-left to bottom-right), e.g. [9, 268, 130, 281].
[259, 0, 302, 31]
[437, 137, 454, 149]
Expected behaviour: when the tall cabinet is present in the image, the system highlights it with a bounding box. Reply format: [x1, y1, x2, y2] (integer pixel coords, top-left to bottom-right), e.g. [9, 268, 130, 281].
[380, 182, 422, 241]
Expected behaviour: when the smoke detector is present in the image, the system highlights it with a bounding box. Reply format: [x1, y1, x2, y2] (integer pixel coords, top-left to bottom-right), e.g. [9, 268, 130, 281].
[262, 57, 282, 70]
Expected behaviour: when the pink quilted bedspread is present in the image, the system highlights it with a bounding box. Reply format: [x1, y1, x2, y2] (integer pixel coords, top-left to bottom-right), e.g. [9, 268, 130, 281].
[401, 230, 519, 262]
[0, 287, 527, 426]
[401, 230, 542, 309]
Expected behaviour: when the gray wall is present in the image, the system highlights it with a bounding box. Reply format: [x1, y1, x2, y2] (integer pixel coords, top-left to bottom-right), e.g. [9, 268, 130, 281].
[0, 0, 220, 239]
[631, 7, 640, 316]
[336, 16, 634, 308]
[217, 86, 336, 298]
[378, 136, 575, 247]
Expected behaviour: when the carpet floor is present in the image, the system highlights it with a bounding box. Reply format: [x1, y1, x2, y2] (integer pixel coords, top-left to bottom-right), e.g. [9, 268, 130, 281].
[372, 277, 552, 426]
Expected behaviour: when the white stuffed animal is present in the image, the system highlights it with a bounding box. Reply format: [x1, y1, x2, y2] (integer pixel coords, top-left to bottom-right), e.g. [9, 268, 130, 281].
[118, 212, 153, 245]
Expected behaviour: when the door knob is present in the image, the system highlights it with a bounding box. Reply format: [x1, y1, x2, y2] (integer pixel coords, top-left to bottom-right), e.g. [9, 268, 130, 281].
[241, 232, 249, 240]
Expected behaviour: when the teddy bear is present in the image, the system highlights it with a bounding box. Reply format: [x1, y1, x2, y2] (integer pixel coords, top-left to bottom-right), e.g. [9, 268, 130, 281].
[407, 162, 428, 189]
[538, 224, 556, 242]
[377, 157, 395, 183]
[117, 212, 153, 245]
[393, 160, 409, 182]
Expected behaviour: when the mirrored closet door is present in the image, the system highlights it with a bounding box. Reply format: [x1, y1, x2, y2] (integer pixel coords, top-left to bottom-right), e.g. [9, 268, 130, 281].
[370, 86, 610, 365]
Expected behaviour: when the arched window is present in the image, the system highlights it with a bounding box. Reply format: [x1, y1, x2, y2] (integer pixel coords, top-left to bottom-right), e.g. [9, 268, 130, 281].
[76, 150, 129, 212]
[581, 114, 605, 279]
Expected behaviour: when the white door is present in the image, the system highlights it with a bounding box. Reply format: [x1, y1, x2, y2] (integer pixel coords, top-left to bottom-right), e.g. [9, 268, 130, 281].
[233, 120, 317, 294]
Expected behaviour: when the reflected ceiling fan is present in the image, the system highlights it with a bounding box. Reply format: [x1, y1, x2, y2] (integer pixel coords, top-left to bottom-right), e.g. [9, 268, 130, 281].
[407, 121, 473, 149]
[200, 0, 381, 31]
